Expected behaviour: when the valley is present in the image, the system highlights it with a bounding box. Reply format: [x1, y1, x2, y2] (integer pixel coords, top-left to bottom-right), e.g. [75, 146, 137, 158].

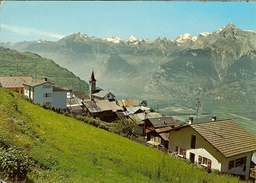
[1, 23, 255, 136]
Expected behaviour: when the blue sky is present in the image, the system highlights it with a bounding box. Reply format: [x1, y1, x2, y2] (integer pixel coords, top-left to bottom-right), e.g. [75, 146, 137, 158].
[0, 1, 255, 43]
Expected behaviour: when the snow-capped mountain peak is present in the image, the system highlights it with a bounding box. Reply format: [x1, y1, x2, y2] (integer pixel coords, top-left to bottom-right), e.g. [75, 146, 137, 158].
[73, 32, 88, 39]
[126, 35, 139, 42]
[102, 36, 123, 43]
[199, 32, 212, 37]
[175, 33, 197, 43]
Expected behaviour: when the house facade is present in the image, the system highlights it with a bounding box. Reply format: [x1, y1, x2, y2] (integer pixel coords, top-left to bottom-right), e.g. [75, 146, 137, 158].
[52, 86, 68, 109]
[168, 119, 256, 180]
[24, 79, 67, 109]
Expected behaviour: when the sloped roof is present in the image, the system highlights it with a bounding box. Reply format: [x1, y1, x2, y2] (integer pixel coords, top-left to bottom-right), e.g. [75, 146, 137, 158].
[92, 90, 115, 98]
[146, 112, 163, 118]
[23, 80, 54, 87]
[126, 106, 143, 114]
[53, 86, 68, 92]
[115, 111, 128, 119]
[147, 116, 177, 128]
[129, 113, 145, 125]
[0, 76, 33, 88]
[82, 101, 101, 113]
[159, 133, 169, 141]
[155, 126, 172, 133]
[73, 92, 89, 99]
[129, 112, 163, 125]
[118, 99, 136, 107]
[190, 119, 256, 158]
[94, 100, 123, 112]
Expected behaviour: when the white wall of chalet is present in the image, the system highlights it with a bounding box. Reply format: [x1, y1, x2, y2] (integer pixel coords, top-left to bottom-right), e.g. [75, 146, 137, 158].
[169, 126, 252, 180]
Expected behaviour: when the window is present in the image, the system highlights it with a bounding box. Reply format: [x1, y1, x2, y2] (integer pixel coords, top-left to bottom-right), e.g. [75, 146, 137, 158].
[150, 136, 160, 143]
[198, 156, 211, 168]
[43, 85, 51, 88]
[174, 147, 186, 158]
[229, 156, 247, 171]
[178, 148, 186, 158]
[202, 157, 208, 165]
[235, 156, 247, 168]
[229, 160, 234, 169]
[44, 93, 52, 97]
[198, 156, 202, 164]
[191, 135, 196, 148]
[207, 159, 212, 168]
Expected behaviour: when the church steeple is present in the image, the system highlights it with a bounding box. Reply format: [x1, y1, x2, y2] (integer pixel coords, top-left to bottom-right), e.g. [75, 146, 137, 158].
[89, 70, 96, 99]
[89, 70, 96, 82]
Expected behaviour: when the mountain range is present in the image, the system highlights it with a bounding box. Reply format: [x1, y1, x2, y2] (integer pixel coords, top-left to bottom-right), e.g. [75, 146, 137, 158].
[1, 23, 255, 121]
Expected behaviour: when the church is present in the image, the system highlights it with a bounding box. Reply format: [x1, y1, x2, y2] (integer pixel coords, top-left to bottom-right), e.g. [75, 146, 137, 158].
[88, 70, 115, 101]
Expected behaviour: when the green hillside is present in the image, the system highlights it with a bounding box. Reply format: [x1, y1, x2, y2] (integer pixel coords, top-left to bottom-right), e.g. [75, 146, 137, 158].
[0, 47, 89, 93]
[0, 88, 242, 182]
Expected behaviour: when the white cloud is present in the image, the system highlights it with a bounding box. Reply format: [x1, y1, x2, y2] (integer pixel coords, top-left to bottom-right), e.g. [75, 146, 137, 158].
[1, 24, 65, 39]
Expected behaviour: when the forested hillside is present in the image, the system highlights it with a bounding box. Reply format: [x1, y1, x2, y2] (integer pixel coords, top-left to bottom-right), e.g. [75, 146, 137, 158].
[0, 47, 89, 93]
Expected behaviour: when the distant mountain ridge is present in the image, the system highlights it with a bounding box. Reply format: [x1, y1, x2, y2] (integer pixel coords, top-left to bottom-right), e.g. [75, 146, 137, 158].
[1, 23, 255, 107]
[145, 23, 256, 116]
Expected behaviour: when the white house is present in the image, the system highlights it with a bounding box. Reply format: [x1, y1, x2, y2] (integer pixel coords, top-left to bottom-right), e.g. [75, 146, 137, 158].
[91, 90, 115, 101]
[23, 78, 67, 109]
[52, 86, 68, 109]
[168, 118, 256, 180]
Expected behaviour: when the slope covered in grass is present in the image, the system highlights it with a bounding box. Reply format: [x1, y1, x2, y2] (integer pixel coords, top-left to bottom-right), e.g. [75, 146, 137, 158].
[0, 88, 242, 183]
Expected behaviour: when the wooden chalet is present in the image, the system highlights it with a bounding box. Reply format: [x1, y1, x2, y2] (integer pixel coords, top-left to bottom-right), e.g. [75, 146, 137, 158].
[168, 119, 256, 180]
[144, 116, 177, 149]
[81, 99, 124, 122]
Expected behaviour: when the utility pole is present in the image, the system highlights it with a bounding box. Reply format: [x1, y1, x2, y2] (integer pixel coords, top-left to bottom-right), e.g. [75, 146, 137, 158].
[196, 98, 201, 122]
[16, 63, 18, 76]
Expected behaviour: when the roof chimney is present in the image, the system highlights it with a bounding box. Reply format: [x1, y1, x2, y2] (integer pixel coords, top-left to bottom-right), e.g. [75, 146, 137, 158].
[44, 78, 48, 81]
[188, 116, 193, 124]
[212, 116, 217, 121]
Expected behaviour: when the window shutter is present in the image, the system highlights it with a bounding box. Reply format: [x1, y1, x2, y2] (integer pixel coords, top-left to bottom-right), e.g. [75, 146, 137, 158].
[198, 156, 202, 164]
[207, 159, 212, 168]
[183, 150, 186, 158]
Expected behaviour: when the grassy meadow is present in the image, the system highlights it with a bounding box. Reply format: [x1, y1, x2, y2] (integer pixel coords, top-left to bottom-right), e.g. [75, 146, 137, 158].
[0, 88, 243, 182]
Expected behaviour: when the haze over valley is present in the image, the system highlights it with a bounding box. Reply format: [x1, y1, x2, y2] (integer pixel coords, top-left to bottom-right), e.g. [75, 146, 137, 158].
[1, 23, 255, 135]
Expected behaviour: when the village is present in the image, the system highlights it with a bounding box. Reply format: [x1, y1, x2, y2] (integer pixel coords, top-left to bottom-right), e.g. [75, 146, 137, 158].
[0, 72, 256, 182]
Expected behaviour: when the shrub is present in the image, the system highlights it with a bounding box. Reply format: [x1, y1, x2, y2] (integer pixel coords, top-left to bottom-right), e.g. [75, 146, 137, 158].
[0, 147, 34, 182]
[110, 118, 138, 137]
